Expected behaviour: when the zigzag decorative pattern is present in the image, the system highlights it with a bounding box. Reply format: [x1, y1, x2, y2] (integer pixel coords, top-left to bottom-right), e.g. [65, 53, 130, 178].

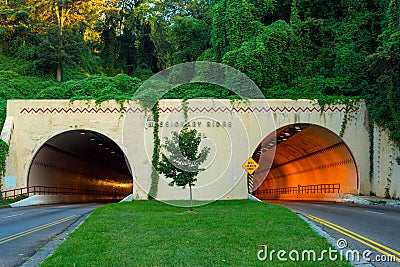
[20, 105, 358, 114]
[158, 106, 356, 113]
[20, 107, 145, 114]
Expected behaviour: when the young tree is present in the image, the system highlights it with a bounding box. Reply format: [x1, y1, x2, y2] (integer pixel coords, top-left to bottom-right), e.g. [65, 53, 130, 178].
[158, 126, 210, 211]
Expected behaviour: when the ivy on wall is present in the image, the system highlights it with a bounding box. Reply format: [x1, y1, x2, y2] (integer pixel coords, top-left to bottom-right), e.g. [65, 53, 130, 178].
[0, 140, 9, 196]
[368, 118, 374, 183]
[148, 103, 160, 199]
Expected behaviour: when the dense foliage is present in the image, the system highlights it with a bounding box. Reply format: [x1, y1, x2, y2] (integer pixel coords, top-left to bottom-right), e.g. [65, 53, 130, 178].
[0, 0, 399, 146]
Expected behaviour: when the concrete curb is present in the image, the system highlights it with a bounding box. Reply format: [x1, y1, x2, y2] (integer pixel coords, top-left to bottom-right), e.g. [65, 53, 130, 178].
[297, 214, 374, 267]
[10, 195, 113, 207]
[340, 194, 400, 207]
[248, 194, 262, 202]
[20, 212, 93, 267]
[120, 193, 133, 202]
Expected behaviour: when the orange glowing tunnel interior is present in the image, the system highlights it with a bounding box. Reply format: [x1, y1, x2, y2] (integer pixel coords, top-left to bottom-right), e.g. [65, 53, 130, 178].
[251, 124, 358, 201]
[28, 130, 133, 200]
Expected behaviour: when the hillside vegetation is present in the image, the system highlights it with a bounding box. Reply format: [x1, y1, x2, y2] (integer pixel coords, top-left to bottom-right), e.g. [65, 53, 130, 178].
[0, 0, 399, 156]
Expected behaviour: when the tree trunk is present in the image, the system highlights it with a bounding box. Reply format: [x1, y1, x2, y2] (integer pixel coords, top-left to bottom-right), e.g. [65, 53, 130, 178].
[189, 184, 193, 211]
[56, 60, 62, 82]
[56, 6, 64, 82]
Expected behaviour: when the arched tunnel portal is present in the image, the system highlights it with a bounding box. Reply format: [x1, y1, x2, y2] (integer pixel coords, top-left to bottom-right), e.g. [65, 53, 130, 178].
[28, 130, 133, 202]
[250, 124, 358, 201]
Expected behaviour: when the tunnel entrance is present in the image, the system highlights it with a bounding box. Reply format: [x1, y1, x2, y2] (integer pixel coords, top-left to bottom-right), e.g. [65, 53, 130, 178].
[28, 130, 133, 202]
[249, 124, 358, 201]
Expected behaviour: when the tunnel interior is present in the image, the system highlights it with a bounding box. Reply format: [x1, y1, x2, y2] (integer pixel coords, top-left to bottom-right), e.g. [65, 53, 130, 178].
[250, 124, 358, 200]
[28, 130, 133, 201]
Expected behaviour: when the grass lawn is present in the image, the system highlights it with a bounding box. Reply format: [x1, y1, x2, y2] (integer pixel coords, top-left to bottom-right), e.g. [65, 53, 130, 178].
[41, 200, 351, 266]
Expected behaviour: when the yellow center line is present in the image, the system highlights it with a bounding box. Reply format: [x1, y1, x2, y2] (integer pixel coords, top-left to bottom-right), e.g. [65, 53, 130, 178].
[0, 215, 77, 242]
[305, 213, 400, 257]
[303, 213, 400, 263]
[0, 215, 77, 245]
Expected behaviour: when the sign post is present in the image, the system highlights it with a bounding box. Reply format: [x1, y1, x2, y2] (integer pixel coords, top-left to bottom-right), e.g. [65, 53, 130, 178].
[242, 157, 259, 175]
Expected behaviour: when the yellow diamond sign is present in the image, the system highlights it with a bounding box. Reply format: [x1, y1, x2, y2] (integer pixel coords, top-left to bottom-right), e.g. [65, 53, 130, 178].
[242, 157, 259, 175]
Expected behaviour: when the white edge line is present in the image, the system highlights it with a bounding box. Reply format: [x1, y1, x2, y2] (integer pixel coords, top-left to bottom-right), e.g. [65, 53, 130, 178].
[364, 210, 384, 215]
[3, 213, 25, 219]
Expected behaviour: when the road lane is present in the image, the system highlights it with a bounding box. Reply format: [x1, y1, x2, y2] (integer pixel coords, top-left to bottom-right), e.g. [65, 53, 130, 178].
[304, 213, 399, 263]
[0, 215, 78, 245]
[0, 203, 101, 267]
[271, 201, 400, 267]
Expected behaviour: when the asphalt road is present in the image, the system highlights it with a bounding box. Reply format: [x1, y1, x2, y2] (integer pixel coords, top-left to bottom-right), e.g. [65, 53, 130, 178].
[0, 203, 101, 267]
[270, 201, 400, 267]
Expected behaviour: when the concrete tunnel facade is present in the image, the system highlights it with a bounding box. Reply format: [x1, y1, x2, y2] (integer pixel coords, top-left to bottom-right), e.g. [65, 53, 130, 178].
[3, 99, 397, 203]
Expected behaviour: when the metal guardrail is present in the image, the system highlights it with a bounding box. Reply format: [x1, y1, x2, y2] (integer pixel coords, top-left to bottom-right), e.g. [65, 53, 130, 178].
[1, 186, 132, 205]
[255, 183, 340, 196]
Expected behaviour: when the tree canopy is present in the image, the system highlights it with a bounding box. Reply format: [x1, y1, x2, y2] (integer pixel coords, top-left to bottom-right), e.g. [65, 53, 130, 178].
[0, 0, 399, 145]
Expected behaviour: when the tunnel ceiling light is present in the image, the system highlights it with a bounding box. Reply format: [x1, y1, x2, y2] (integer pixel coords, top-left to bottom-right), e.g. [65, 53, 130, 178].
[105, 147, 110, 150]
[79, 131, 86, 135]
[98, 143, 103, 146]
[111, 151, 116, 154]
[89, 138, 95, 141]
